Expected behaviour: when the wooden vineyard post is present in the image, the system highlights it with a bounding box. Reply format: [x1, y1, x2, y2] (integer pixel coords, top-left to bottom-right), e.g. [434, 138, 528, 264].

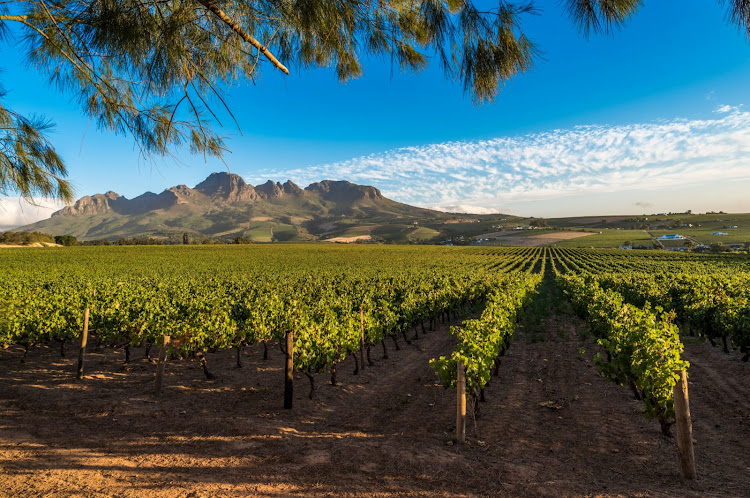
[284, 330, 294, 409]
[154, 335, 171, 395]
[674, 370, 697, 479]
[359, 305, 365, 372]
[76, 308, 90, 380]
[456, 360, 466, 444]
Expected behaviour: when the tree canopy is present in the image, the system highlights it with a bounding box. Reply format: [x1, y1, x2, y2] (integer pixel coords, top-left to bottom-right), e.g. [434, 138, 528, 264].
[1, 0, 750, 203]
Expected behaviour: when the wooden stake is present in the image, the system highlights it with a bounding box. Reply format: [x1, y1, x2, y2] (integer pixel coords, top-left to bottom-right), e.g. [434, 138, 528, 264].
[284, 330, 294, 409]
[76, 308, 89, 380]
[674, 370, 697, 479]
[456, 360, 466, 444]
[359, 305, 366, 372]
[154, 335, 170, 395]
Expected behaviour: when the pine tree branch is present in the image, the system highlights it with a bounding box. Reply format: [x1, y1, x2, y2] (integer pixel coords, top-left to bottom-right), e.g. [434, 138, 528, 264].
[196, 0, 289, 75]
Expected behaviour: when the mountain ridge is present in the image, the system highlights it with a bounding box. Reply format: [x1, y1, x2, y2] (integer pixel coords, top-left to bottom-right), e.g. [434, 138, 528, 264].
[21, 172, 461, 243]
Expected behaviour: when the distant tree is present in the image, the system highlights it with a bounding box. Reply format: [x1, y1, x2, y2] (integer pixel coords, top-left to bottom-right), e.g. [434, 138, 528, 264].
[234, 236, 252, 244]
[54, 234, 78, 246]
[134, 237, 164, 245]
[683, 239, 696, 251]
[80, 239, 111, 246]
[118, 236, 163, 245]
[710, 242, 731, 253]
[622, 240, 632, 247]
[530, 218, 548, 228]
[0, 230, 54, 245]
[4, 1, 750, 201]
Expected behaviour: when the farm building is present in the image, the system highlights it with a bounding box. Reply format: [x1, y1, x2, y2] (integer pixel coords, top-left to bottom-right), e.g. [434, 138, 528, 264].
[657, 234, 685, 241]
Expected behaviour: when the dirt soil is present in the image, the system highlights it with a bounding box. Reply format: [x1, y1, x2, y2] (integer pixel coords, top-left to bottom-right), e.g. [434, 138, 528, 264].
[323, 235, 373, 244]
[1, 302, 748, 497]
[0, 242, 62, 248]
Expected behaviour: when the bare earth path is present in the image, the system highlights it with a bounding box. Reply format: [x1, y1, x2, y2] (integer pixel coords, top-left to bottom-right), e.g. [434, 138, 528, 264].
[1, 290, 748, 497]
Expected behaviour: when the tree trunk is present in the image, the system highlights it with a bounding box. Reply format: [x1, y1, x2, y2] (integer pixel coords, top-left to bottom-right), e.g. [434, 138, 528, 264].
[722, 334, 729, 353]
[381, 338, 389, 359]
[660, 418, 672, 437]
[236, 344, 243, 368]
[124, 343, 130, 363]
[198, 352, 215, 380]
[304, 371, 316, 399]
[402, 329, 412, 345]
[284, 331, 294, 409]
[154, 335, 170, 395]
[673, 369, 696, 479]
[391, 335, 400, 350]
[76, 308, 90, 380]
[456, 361, 466, 444]
[367, 344, 374, 366]
[629, 380, 642, 400]
[145, 341, 153, 362]
[352, 352, 359, 375]
[330, 362, 337, 386]
[60, 338, 66, 358]
[263, 340, 269, 360]
[21, 342, 29, 363]
[359, 305, 366, 371]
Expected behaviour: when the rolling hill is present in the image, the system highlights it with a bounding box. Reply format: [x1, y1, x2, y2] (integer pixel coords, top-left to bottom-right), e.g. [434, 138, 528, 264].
[17, 172, 477, 243]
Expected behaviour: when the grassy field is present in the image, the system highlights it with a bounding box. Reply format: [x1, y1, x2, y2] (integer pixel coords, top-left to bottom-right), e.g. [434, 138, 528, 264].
[649, 228, 750, 245]
[550, 229, 654, 248]
[407, 226, 441, 242]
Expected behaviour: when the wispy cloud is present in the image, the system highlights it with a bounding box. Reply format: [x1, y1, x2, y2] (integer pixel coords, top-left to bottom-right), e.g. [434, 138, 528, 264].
[249, 107, 750, 215]
[0, 198, 68, 230]
[431, 205, 501, 215]
[714, 104, 740, 114]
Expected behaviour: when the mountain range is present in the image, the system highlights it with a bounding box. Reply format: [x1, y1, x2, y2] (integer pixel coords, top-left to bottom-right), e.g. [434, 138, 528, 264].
[19, 172, 466, 243]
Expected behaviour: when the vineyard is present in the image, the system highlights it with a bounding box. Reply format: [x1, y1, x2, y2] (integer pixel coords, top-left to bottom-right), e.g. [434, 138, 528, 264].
[1, 245, 748, 496]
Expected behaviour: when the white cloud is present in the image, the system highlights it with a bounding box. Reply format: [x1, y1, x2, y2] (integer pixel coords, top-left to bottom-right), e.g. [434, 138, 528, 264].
[430, 205, 501, 215]
[714, 104, 740, 114]
[251, 108, 750, 216]
[0, 198, 68, 231]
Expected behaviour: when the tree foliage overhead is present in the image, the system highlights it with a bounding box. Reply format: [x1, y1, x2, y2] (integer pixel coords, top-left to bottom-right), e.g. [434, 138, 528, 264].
[0, 82, 72, 200]
[1, 0, 750, 202]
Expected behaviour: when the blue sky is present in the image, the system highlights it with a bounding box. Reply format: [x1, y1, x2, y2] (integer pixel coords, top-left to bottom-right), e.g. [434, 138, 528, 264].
[2, 0, 750, 228]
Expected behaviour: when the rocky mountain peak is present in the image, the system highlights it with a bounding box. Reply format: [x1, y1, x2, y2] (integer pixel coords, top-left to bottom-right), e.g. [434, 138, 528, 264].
[282, 180, 303, 195]
[304, 180, 383, 201]
[165, 185, 200, 204]
[53, 191, 124, 217]
[194, 172, 258, 203]
[255, 180, 285, 199]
